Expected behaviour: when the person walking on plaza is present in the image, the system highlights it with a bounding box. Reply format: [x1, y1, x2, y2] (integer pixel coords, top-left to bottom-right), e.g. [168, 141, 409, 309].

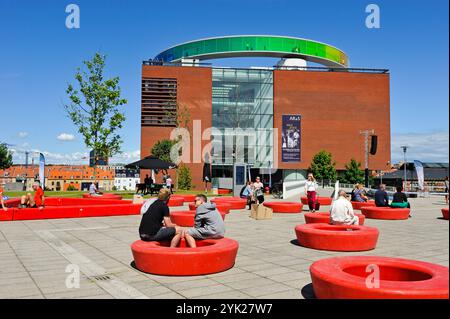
[330, 190, 359, 225]
[253, 176, 265, 204]
[305, 173, 319, 212]
[138, 188, 181, 246]
[172, 194, 225, 248]
[374, 184, 390, 207]
[19, 181, 45, 209]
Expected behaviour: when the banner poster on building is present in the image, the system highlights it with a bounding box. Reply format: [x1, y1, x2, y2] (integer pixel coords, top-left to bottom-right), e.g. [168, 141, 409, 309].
[281, 115, 301, 162]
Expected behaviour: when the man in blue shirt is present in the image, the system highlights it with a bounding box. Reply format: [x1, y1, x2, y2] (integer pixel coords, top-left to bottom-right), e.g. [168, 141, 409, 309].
[374, 184, 389, 207]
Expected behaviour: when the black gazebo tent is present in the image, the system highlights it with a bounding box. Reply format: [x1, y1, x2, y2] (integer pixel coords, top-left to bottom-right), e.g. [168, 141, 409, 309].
[125, 155, 177, 170]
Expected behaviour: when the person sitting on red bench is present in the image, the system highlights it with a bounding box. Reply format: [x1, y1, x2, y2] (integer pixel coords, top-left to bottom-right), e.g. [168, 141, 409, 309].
[0, 187, 8, 212]
[19, 182, 45, 210]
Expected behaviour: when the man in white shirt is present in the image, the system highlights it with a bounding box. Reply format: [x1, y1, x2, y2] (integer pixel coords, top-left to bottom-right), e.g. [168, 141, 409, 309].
[89, 181, 102, 196]
[330, 190, 359, 225]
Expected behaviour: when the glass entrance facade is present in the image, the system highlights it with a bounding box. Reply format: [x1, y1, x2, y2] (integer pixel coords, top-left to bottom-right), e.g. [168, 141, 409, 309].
[211, 68, 274, 170]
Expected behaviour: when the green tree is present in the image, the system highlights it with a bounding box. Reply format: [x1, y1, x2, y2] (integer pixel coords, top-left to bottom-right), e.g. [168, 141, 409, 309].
[66, 184, 77, 191]
[65, 52, 127, 174]
[309, 150, 337, 183]
[151, 139, 177, 163]
[178, 164, 192, 190]
[0, 143, 13, 170]
[342, 158, 365, 184]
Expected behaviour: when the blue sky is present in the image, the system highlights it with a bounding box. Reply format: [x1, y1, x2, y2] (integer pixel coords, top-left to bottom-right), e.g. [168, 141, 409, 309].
[0, 0, 448, 165]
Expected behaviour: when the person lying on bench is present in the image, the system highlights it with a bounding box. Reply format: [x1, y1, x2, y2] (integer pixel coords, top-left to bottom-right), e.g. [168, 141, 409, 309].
[172, 194, 225, 248]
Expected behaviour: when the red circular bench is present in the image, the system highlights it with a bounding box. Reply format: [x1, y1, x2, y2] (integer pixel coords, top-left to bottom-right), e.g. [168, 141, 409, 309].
[167, 196, 185, 207]
[441, 208, 449, 220]
[170, 210, 226, 227]
[351, 200, 376, 210]
[310, 256, 449, 299]
[131, 238, 239, 276]
[1, 197, 140, 221]
[82, 193, 123, 200]
[304, 212, 365, 225]
[188, 202, 232, 214]
[218, 188, 232, 195]
[301, 196, 332, 206]
[263, 202, 303, 213]
[361, 206, 410, 220]
[176, 194, 196, 203]
[295, 223, 379, 251]
[211, 197, 247, 210]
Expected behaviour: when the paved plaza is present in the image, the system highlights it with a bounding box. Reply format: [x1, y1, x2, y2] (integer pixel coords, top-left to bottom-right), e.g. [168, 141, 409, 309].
[0, 188, 448, 299]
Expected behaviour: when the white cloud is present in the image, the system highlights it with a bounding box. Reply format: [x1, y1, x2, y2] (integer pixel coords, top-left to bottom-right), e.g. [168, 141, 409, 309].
[10, 148, 141, 166]
[18, 132, 28, 138]
[57, 133, 75, 141]
[391, 131, 449, 163]
[110, 150, 141, 164]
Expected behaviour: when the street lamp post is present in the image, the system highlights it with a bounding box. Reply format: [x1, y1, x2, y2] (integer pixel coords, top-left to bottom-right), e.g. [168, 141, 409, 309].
[360, 129, 375, 188]
[401, 146, 409, 191]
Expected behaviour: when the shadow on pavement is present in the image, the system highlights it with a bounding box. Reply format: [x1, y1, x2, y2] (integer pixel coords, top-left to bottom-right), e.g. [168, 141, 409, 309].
[301, 283, 316, 299]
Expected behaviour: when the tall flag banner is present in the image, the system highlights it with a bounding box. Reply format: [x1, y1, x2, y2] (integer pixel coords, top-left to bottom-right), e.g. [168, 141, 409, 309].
[414, 160, 424, 191]
[281, 115, 301, 162]
[39, 153, 45, 188]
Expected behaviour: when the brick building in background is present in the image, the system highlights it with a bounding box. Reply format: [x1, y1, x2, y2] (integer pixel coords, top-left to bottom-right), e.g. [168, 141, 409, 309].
[0, 165, 115, 192]
[140, 35, 391, 189]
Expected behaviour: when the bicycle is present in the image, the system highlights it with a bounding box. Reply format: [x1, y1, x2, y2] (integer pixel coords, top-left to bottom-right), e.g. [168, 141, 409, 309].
[271, 182, 283, 199]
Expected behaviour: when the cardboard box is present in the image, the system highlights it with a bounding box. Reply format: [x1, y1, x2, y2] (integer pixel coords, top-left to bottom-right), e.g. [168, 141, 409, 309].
[250, 204, 273, 220]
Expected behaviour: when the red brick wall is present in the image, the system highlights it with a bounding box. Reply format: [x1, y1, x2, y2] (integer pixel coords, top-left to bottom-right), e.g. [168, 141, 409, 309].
[140, 66, 391, 190]
[141, 66, 212, 188]
[273, 70, 391, 170]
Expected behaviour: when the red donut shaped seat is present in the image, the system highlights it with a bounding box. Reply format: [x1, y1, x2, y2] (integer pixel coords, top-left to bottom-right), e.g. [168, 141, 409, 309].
[295, 223, 379, 251]
[351, 200, 376, 210]
[441, 208, 449, 220]
[188, 202, 232, 214]
[301, 196, 332, 206]
[263, 202, 303, 213]
[211, 197, 247, 210]
[304, 212, 365, 225]
[361, 206, 410, 220]
[131, 238, 239, 276]
[177, 194, 196, 203]
[82, 193, 123, 200]
[310, 256, 449, 299]
[167, 196, 185, 207]
[170, 210, 226, 227]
